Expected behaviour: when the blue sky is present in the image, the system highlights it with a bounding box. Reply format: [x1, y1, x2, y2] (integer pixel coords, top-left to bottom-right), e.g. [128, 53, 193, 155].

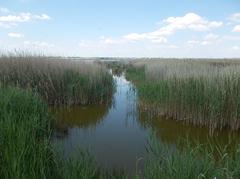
[0, 0, 240, 57]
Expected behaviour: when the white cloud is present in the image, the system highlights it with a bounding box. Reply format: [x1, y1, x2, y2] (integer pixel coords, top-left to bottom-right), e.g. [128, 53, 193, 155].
[100, 36, 126, 45]
[0, 22, 16, 28]
[201, 33, 220, 45]
[229, 13, 240, 23]
[222, 35, 240, 41]
[205, 33, 219, 40]
[233, 25, 240, 32]
[123, 33, 146, 41]
[151, 37, 168, 43]
[78, 40, 103, 48]
[103, 38, 115, 44]
[232, 46, 240, 50]
[162, 13, 222, 31]
[123, 13, 222, 44]
[76, 13, 226, 57]
[167, 45, 179, 49]
[34, 14, 51, 20]
[103, 38, 121, 44]
[0, 13, 31, 23]
[79, 37, 125, 49]
[78, 40, 90, 48]
[0, 10, 51, 28]
[0, 7, 10, 13]
[24, 41, 54, 48]
[187, 33, 220, 46]
[8, 32, 24, 38]
[201, 41, 211, 45]
[187, 40, 200, 45]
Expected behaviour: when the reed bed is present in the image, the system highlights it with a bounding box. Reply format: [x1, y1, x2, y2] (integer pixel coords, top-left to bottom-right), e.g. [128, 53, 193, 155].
[1, 85, 240, 178]
[0, 86, 127, 179]
[144, 135, 240, 179]
[126, 59, 240, 132]
[0, 55, 114, 105]
[0, 87, 57, 178]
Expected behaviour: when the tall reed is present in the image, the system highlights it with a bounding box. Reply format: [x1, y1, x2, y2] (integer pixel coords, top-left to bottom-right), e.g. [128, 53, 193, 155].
[0, 86, 122, 179]
[0, 55, 114, 105]
[2, 85, 240, 178]
[144, 135, 240, 179]
[126, 59, 240, 132]
[0, 87, 57, 178]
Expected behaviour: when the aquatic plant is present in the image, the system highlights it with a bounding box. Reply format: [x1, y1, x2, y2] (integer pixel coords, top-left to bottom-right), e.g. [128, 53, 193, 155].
[0, 87, 57, 178]
[1, 86, 240, 178]
[126, 59, 240, 132]
[0, 55, 114, 105]
[144, 135, 240, 179]
[0, 86, 115, 179]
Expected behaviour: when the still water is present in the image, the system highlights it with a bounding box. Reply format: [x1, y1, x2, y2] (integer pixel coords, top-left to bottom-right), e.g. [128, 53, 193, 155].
[52, 74, 240, 174]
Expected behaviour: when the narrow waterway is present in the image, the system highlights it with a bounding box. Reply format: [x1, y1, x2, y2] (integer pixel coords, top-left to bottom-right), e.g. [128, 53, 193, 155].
[52, 74, 148, 174]
[52, 73, 240, 175]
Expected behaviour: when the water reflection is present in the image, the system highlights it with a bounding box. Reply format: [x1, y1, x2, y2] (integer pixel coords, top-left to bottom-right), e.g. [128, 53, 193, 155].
[138, 111, 240, 150]
[51, 105, 110, 137]
[51, 74, 148, 175]
[51, 73, 240, 175]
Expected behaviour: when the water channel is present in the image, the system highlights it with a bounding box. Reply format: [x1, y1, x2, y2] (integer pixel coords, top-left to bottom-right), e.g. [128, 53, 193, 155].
[52, 73, 240, 175]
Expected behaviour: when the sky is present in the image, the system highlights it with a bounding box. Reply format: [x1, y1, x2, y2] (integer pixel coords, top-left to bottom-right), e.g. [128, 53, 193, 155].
[0, 0, 240, 57]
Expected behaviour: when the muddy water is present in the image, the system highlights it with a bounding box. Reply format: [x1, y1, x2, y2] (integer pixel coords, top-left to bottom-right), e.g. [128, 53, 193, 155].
[51, 74, 240, 174]
[51, 74, 148, 174]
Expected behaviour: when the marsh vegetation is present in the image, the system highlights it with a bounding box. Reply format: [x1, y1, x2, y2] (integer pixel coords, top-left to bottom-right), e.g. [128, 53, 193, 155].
[126, 59, 240, 133]
[0, 55, 115, 178]
[0, 55, 114, 105]
[1, 55, 240, 178]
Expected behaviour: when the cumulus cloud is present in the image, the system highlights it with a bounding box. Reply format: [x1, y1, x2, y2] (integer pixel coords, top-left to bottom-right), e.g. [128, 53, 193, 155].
[123, 33, 146, 41]
[123, 13, 222, 44]
[78, 13, 224, 55]
[201, 33, 220, 45]
[75, 12, 239, 57]
[162, 13, 222, 31]
[229, 13, 240, 23]
[0, 9, 51, 28]
[187, 33, 220, 46]
[205, 33, 219, 40]
[34, 14, 51, 20]
[8, 32, 24, 38]
[232, 25, 240, 32]
[201, 41, 211, 45]
[0, 13, 31, 23]
[0, 22, 13, 28]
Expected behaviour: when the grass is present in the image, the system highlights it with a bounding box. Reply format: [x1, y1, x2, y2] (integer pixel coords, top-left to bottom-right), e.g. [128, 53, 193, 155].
[0, 86, 126, 179]
[0, 54, 115, 178]
[126, 59, 240, 132]
[2, 55, 240, 178]
[0, 86, 57, 178]
[0, 55, 114, 105]
[103, 61, 129, 76]
[0, 54, 128, 179]
[55, 149, 101, 179]
[1, 84, 240, 178]
[144, 134, 240, 179]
